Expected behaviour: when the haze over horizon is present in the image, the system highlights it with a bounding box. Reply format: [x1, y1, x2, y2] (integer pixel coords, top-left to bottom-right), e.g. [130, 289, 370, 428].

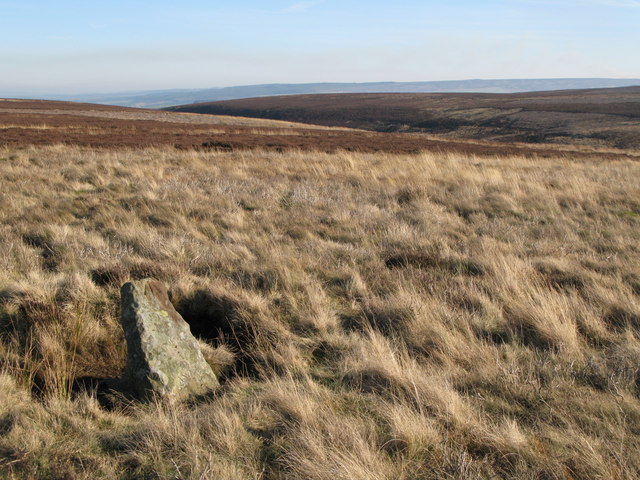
[2, 0, 639, 96]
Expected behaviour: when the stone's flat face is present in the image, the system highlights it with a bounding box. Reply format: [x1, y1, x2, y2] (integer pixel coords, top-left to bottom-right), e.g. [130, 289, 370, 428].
[120, 278, 219, 401]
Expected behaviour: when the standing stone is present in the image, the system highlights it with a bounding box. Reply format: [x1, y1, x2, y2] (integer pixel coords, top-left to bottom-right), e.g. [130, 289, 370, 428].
[119, 278, 218, 401]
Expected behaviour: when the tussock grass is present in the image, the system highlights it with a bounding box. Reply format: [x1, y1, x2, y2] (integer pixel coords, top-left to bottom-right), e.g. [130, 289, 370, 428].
[0, 144, 639, 478]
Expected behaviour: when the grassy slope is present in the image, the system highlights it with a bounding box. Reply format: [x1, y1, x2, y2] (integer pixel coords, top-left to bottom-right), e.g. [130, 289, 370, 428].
[0, 145, 639, 479]
[166, 87, 640, 149]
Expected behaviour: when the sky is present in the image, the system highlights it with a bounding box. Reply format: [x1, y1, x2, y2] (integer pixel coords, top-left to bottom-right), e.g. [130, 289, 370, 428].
[1, 0, 639, 94]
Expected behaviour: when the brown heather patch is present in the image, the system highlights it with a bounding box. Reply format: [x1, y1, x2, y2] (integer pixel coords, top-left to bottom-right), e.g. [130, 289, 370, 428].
[4, 99, 640, 160]
[0, 144, 639, 479]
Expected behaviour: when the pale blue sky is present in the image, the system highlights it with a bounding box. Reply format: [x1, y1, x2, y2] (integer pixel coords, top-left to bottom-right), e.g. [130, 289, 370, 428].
[1, 0, 639, 94]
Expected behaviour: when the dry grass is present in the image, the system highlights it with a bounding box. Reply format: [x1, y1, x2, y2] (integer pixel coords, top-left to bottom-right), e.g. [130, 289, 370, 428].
[0, 124, 126, 136]
[0, 107, 339, 129]
[407, 131, 640, 158]
[0, 144, 639, 479]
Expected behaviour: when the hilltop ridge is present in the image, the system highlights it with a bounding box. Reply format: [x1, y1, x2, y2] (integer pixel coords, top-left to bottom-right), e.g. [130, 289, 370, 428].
[12, 78, 640, 108]
[166, 86, 640, 149]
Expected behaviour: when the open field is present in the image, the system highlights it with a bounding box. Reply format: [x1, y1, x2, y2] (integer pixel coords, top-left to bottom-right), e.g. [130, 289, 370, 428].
[166, 86, 640, 150]
[0, 134, 639, 478]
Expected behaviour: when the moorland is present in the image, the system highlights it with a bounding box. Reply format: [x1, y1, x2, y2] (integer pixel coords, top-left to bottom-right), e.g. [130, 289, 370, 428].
[167, 86, 640, 149]
[44, 78, 640, 108]
[0, 98, 639, 479]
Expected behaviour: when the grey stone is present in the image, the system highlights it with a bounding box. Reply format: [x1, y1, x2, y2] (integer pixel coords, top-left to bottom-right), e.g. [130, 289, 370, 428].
[119, 278, 218, 401]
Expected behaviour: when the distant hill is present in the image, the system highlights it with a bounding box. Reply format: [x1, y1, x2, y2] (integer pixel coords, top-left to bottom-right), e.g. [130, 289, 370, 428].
[31, 78, 640, 109]
[166, 86, 640, 149]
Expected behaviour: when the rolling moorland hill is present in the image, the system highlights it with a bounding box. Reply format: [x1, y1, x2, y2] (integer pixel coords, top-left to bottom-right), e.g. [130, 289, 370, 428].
[0, 98, 639, 479]
[167, 86, 640, 150]
[24, 78, 640, 108]
[4, 98, 638, 159]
